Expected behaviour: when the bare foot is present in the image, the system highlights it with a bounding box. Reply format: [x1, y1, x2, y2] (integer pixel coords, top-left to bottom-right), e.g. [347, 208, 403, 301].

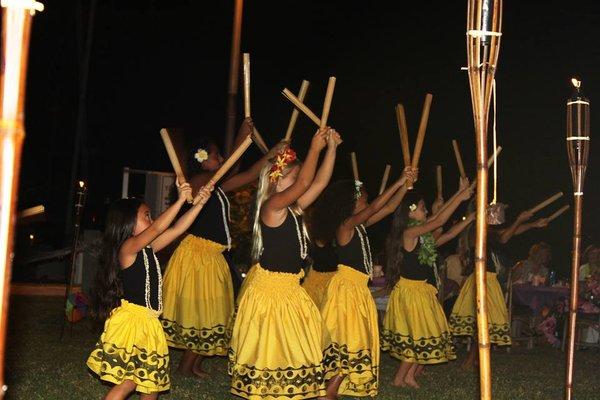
[392, 376, 408, 388]
[404, 376, 420, 389]
[191, 356, 210, 379]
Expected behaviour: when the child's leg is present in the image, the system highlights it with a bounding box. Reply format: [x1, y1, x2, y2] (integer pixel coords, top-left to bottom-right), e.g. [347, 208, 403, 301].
[392, 361, 413, 387]
[103, 380, 137, 400]
[140, 393, 159, 400]
[319, 374, 344, 400]
[192, 354, 210, 378]
[415, 364, 425, 377]
[462, 341, 479, 369]
[177, 350, 198, 375]
[404, 363, 420, 389]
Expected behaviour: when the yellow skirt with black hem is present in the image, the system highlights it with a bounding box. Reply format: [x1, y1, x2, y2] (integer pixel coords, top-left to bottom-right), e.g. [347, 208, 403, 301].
[321, 265, 379, 397]
[302, 267, 337, 309]
[86, 300, 170, 394]
[381, 278, 456, 365]
[449, 272, 511, 346]
[161, 234, 234, 356]
[228, 264, 326, 399]
[237, 264, 258, 305]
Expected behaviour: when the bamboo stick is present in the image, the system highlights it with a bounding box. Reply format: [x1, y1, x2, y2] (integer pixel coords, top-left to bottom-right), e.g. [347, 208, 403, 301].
[379, 164, 391, 195]
[284, 80, 310, 141]
[529, 192, 564, 214]
[251, 127, 269, 154]
[243, 53, 251, 118]
[411, 93, 433, 169]
[223, 0, 244, 157]
[452, 139, 467, 178]
[282, 88, 322, 126]
[350, 152, 360, 181]
[0, 1, 42, 392]
[160, 129, 193, 202]
[320, 77, 336, 128]
[436, 165, 443, 198]
[547, 205, 570, 222]
[395, 104, 411, 168]
[211, 135, 253, 183]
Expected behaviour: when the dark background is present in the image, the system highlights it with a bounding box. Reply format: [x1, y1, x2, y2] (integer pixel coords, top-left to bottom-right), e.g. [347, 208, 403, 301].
[15, 0, 600, 277]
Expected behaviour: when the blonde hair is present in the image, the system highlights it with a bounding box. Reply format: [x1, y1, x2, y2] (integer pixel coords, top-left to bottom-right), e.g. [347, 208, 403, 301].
[251, 159, 304, 263]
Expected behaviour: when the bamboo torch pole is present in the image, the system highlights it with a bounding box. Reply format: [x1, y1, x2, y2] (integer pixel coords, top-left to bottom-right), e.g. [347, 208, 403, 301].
[284, 80, 310, 141]
[224, 0, 244, 156]
[0, 1, 44, 397]
[466, 1, 503, 399]
[564, 78, 590, 400]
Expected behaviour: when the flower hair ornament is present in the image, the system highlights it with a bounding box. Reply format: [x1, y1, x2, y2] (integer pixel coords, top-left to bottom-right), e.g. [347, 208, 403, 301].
[409, 203, 418, 212]
[354, 180, 364, 200]
[269, 147, 297, 183]
[194, 148, 209, 163]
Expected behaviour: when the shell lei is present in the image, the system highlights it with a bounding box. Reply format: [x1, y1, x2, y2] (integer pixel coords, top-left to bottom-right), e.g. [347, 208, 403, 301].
[356, 224, 373, 278]
[289, 207, 308, 260]
[141, 247, 163, 313]
[216, 187, 232, 250]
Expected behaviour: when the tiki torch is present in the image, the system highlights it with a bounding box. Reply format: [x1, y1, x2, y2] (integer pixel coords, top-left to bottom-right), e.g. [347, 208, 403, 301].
[466, 1, 503, 399]
[564, 78, 590, 400]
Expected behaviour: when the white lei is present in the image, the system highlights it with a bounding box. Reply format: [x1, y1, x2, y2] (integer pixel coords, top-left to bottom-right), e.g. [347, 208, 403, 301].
[141, 247, 163, 313]
[216, 187, 232, 250]
[356, 224, 373, 278]
[289, 207, 309, 260]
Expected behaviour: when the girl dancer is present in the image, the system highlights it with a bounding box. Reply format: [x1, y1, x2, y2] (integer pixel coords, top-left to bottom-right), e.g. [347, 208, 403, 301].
[316, 166, 417, 398]
[161, 119, 284, 377]
[229, 128, 335, 399]
[87, 182, 212, 399]
[382, 179, 473, 389]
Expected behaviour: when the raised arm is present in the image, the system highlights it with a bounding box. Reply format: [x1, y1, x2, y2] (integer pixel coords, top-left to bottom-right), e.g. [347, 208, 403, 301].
[297, 129, 342, 210]
[514, 217, 549, 236]
[263, 128, 328, 216]
[119, 183, 192, 266]
[221, 135, 288, 192]
[365, 167, 418, 227]
[404, 178, 472, 243]
[151, 184, 214, 252]
[497, 210, 532, 244]
[435, 212, 475, 247]
[336, 175, 408, 246]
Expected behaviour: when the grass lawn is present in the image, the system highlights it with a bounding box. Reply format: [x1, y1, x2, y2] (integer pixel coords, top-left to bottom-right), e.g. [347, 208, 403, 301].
[5, 296, 600, 399]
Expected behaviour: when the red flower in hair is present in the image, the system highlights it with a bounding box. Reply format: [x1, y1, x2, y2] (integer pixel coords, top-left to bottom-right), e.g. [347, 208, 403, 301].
[269, 148, 297, 183]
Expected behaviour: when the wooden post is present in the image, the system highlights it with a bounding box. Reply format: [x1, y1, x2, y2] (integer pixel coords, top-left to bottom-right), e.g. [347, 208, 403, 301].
[224, 0, 244, 156]
[284, 80, 310, 141]
[0, 2, 43, 396]
[466, 1, 503, 398]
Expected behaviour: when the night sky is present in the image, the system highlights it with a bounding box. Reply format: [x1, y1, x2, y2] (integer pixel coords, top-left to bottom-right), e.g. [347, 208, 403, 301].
[16, 0, 600, 276]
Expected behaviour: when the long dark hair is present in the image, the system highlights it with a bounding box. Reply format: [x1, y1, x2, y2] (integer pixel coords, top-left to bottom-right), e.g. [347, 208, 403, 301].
[385, 191, 423, 289]
[91, 198, 143, 320]
[309, 180, 359, 244]
[186, 136, 218, 176]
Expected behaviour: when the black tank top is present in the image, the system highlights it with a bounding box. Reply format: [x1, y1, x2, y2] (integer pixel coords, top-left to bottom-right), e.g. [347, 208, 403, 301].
[337, 225, 372, 276]
[260, 210, 307, 273]
[311, 243, 338, 272]
[188, 187, 231, 247]
[400, 242, 436, 287]
[121, 247, 160, 310]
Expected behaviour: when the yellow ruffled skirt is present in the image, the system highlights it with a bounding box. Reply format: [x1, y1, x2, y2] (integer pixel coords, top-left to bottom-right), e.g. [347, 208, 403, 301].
[86, 300, 170, 394]
[236, 264, 258, 305]
[449, 272, 511, 345]
[302, 267, 337, 309]
[161, 234, 234, 356]
[321, 265, 379, 397]
[381, 278, 456, 364]
[228, 264, 326, 399]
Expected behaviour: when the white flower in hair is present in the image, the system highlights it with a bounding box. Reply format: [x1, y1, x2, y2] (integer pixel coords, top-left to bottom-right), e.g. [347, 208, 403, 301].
[409, 203, 418, 212]
[194, 148, 209, 163]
